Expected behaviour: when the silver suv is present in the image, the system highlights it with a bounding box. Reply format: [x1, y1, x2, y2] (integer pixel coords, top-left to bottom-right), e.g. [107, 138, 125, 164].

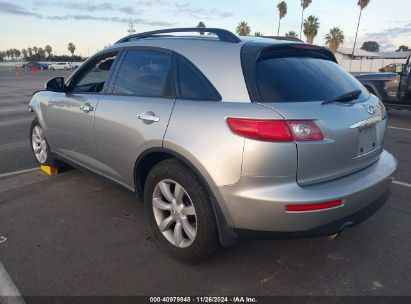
[29, 28, 397, 261]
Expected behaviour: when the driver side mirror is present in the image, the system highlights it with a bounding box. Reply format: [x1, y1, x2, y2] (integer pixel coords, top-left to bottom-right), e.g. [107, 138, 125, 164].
[45, 77, 66, 92]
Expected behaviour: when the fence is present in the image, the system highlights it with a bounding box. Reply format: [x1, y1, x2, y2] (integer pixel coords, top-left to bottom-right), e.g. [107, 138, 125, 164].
[339, 58, 407, 73]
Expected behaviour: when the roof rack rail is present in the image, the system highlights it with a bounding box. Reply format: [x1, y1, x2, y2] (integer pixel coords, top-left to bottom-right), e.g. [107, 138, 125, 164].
[262, 36, 303, 43]
[115, 28, 241, 44]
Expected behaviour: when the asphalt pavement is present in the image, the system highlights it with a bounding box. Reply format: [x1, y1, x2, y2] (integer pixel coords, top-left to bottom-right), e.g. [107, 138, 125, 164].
[0, 66, 410, 299]
[0, 67, 72, 175]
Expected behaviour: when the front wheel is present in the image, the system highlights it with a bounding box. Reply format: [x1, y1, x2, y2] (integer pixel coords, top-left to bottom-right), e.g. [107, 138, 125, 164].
[30, 118, 54, 166]
[144, 159, 219, 262]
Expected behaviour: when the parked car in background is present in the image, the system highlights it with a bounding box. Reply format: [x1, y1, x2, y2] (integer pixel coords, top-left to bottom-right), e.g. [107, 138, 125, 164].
[29, 28, 397, 261]
[378, 63, 405, 74]
[41, 63, 49, 70]
[15, 62, 25, 69]
[49, 62, 72, 70]
[26, 61, 43, 71]
[355, 55, 411, 110]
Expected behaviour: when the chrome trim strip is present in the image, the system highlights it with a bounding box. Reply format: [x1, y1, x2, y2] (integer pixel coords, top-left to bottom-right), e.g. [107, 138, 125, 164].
[349, 115, 384, 129]
[352, 146, 383, 160]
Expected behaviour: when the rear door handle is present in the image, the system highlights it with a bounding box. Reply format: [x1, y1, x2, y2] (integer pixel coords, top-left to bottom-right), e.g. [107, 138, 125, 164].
[80, 104, 93, 112]
[137, 113, 160, 122]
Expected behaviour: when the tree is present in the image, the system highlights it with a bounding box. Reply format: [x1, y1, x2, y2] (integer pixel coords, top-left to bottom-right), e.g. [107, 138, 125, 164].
[67, 42, 76, 58]
[254, 32, 263, 37]
[285, 30, 298, 38]
[300, 0, 312, 39]
[45, 45, 52, 58]
[27, 48, 33, 58]
[21, 49, 27, 60]
[236, 21, 251, 36]
[197, 21, 206, 35]
[14, 49, 21, 60]
[360, 41, 379, 52]
[325, 27, 345, 53]
[37, 48, 45, 60]
[396, 45, 409, 52]
[276, 1, 288, 36]
[352, 0, 370, 58]
[303, 15, 320, 44]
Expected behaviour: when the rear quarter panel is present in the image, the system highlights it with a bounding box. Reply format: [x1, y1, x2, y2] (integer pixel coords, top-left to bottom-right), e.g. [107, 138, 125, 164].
[164, 101, 289, 224]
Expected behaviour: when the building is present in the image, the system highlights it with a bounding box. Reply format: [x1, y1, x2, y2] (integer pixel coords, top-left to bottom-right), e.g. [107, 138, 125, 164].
[334, 47, 410, 73]
[334, 47, 380, 64]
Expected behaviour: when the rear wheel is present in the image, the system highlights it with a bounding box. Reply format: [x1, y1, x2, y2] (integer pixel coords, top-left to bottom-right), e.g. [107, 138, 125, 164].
[144, 158, 219, 262]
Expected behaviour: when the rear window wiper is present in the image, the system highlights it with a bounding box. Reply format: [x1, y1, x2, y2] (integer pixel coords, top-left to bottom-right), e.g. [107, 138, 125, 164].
[321, 90, 362, 105]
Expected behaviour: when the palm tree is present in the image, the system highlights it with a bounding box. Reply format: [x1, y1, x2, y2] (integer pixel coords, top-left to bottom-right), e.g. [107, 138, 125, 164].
[21, 49, 27, 60]
[254, 32, 263, 37]
[45, 45, 52, 59]
[27, 47, 33, 58]
[325, 27, 345, 53]
[276, 1, 287, 36]
[352, 0, 370, 60]
[236, 21, 251, 36]
[67, 43, 76, 58]
[197, 21, 206, 35]
[285, 30, 298, 38]
[14, 49, 21, 61]
[300, 0, 312, 39]
[33, 46, 39, 60]
[303, 15, 320, 44]
[37, 48, 45, 60]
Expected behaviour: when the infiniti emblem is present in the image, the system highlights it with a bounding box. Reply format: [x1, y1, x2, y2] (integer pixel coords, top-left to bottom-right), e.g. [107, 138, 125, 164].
[365, 105, 376, 115]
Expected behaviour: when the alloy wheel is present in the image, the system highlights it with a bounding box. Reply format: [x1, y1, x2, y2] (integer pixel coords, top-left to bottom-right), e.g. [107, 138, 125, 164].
[152, 179, 197, 248]
[31, 125, 48, 164]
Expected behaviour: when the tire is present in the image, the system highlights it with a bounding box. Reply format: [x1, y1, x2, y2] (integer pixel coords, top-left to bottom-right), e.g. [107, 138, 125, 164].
[144, 158, 219, 262]
[30, 117, 54, 166]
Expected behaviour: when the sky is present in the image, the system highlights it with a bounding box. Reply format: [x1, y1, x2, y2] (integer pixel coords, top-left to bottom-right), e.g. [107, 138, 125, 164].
[0, 0, 410, 56]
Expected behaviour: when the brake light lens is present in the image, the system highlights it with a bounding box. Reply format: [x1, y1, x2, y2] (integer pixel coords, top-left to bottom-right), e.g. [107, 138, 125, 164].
[226, 118, 323, 142]
[286, 200, 343, 212]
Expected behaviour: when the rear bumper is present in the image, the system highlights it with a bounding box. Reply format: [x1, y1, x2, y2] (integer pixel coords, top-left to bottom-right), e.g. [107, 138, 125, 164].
[217, 150, 397, 233]
[235, 189, 391, 238]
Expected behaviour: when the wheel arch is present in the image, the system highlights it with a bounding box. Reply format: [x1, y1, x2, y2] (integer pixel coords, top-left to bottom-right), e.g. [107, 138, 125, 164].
[134, 147, 239, 247]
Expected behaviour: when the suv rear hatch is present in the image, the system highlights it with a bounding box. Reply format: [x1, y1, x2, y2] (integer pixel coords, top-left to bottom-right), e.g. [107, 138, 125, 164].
[241, 43, 387, 185]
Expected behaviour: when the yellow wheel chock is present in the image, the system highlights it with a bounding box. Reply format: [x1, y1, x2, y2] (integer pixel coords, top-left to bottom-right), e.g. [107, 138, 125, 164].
[40, 165, 58, 176]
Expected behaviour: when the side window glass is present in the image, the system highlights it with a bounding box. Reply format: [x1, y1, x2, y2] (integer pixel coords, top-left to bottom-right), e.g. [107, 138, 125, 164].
[177, 57, 221, 101]
[72, 52, 117, 94]
[113, 50, 172, 98]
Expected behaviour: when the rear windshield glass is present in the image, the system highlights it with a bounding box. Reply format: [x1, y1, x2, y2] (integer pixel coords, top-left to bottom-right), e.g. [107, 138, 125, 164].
[257, 56, 367, 102]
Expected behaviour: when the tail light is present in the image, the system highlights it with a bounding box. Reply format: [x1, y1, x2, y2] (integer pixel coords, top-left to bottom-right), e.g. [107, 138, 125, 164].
[226, 118, 323, 142]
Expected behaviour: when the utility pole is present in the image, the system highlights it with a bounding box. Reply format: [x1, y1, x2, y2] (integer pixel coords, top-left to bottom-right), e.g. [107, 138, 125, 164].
[127, 23, 136, 35]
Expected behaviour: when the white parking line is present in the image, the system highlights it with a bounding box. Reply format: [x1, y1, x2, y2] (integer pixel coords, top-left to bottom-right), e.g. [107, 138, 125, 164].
[0, 168, 39, 179]
[388, 126, 411, 132]
[0, 262, 25, 304]
[393, 180, 411, 188]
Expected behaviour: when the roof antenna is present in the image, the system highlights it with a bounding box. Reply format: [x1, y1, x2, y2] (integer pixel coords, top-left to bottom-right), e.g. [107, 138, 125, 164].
[127, 23, 136, 35]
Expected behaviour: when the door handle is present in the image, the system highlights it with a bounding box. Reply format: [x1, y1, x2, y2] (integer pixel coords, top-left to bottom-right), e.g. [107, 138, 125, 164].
[137, 113, 160, 122]
[80, 104, 93, 112]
